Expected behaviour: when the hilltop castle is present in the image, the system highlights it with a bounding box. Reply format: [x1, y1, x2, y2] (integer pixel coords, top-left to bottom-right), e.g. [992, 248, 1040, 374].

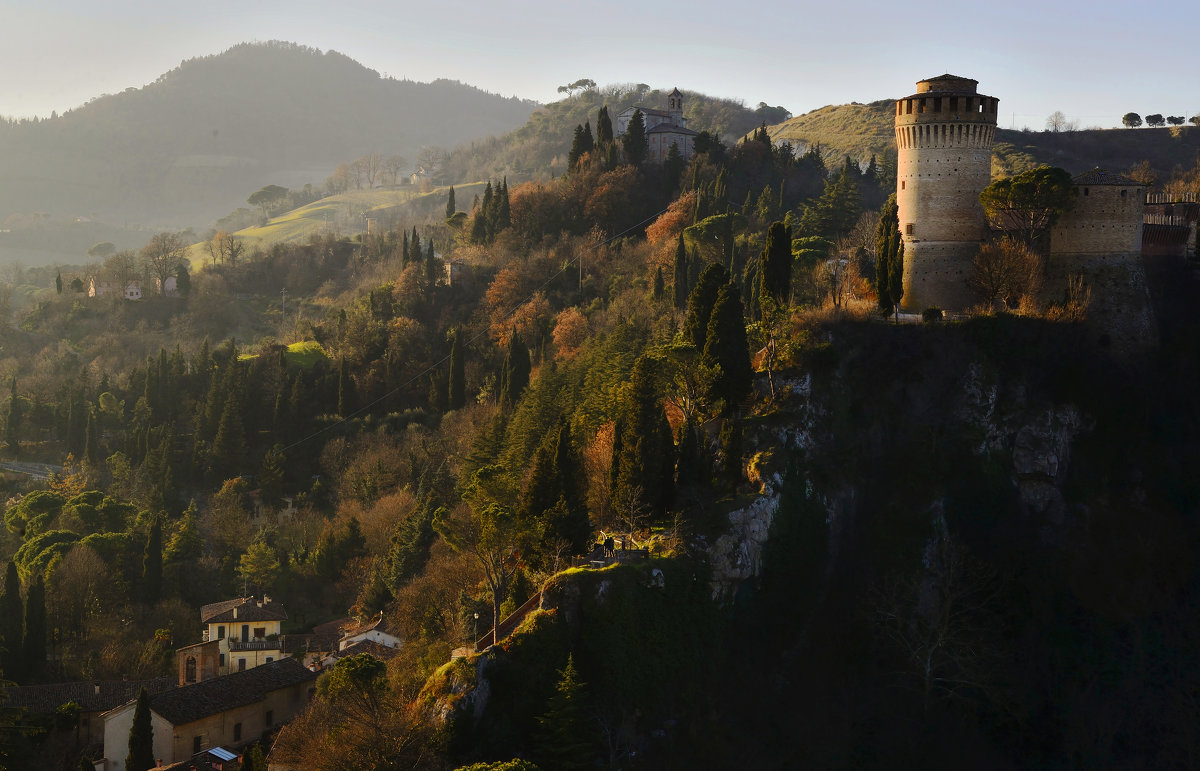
[894, 74, 1161, 349]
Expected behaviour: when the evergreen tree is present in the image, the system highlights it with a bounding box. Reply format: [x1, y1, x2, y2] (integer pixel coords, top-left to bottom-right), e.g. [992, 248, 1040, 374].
[716, 418, 743, 492]
[703, 283, 754, 409]
[445, 186, 456, 218]
[653, 266, 665, 301]
[614, 357, 674, 514]
[0, 562, 22, 667]
[595, 106, 614, 146]
[84, 409, 100, 466]
[141, 517, 163, 604]
[336, 356, 354, 417]
[55, 270, 63, 294]
[522, 419, 590, 557]
[876, 193, 904, 315]
[125, 687, 154, 771]
[494, 178, 511, 233]
[672, 234, 689, 309]
[533, 655, 595, 771]
[425, 239, 439, 287]
[22, 575, 45, 680]
[675, 414, 705, 488]
[683, 264, 729, 349]
[448, 328, 466, 411]
[500, 333, 531, 408]
[621, 109, 648, 167]
[759, 220, 793, 308]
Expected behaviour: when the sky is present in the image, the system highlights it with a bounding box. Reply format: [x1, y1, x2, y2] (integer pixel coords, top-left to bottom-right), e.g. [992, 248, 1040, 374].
[1, 0, 1197, 130]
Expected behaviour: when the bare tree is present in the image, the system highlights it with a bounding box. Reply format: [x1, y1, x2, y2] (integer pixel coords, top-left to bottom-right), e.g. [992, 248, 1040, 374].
[416, 145, 446, 184]
[140, 232, 188, 294]
[969, 237, 1042, 309]
[356, 152, 384, 188]
[382, 154, 407, 187]
[1045, 111, 1068, 132]
[205, 230, 246, 267]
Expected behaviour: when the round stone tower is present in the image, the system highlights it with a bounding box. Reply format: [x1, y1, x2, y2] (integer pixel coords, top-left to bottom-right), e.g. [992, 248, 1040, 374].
[894, 75, 998, 311]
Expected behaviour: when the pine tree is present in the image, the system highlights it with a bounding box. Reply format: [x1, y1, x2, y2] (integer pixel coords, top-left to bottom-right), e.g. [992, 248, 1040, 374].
[22, 575, 46, 680]
[142, 517, 162, 604]
[125, 687, 154, 771]
[0, 562, 22, 668]
[533, 655, 595, 771]
[672, 234, 689, 309]
[621, 109, 648, 167]
[683, 264, 729, 349]
[703, 283, 754, 409]
[448, 328, 465, 411]
[445, 186, 456, 218]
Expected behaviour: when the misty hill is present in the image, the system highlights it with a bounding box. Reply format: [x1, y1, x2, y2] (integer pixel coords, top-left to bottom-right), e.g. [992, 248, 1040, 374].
[440, 84, 787, 183]
[769, 99, 1200, 182]
[0, 42, 538, 232]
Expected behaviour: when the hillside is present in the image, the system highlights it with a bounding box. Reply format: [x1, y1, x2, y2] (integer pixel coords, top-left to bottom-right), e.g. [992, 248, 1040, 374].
[769, 99, 1200, 182]
[0, 42, 537, 237]
[440, 84, 784, 184]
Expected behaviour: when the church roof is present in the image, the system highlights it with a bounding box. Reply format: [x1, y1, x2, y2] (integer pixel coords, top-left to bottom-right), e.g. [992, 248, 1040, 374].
[647, 123, 697, 136]
[1073, 168, 1142, 186]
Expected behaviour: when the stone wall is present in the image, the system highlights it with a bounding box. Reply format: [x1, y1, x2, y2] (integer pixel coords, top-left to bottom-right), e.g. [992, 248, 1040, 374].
[1050, 184, 1143, 256]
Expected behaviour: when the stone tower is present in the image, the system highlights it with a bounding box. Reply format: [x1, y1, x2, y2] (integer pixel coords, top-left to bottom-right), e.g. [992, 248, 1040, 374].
[894, 75, 998, 311]
[668, 87, 684, 125]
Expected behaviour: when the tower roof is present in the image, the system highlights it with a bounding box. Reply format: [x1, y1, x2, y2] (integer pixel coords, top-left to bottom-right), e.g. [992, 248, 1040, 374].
[915, 74, 979, 94]
[669, 87, 682, 97]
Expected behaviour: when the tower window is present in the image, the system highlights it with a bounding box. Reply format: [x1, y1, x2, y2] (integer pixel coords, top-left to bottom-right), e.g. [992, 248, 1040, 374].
[901, 181, 906, 190]
[950, 97, 958, 111]
[1083, 188, 1089, 196]
[933, 97, 942, 112]
[906, 223, 915, 236]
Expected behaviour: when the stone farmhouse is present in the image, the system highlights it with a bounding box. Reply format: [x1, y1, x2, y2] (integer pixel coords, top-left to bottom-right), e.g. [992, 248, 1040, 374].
[97, 658, 315, 771]
[616, 87, 698, 164]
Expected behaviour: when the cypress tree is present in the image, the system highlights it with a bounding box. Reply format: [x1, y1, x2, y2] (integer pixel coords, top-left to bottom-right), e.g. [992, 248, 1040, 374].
[760, 220, 793, 307]
[55, 270, 63, 294]
[447, 328, 465, 411]
[142, 517, 163, 604]
[596, 106, 614, 146]
[211, 388, 246, 477]
[500, 332, 531, 408]
[425, 239, 439, 287]
[615, 356, 674, 514]
[653, 266, 665, 301]
[522, 419, 589, 556]
[22, 575, 45, 680]
[675, 414, 704, 488]
[125, 687, 154, 771]
[672, 234, 689, 309]
[336, 356, 354, 417]
[445, 186, 456, 218]
[703, 283, 754, 409]
[717, 418, 744, 492]
[621, 109, 648, 167]
[876, 193, 904, 315]
[683, 264, 729, 349]
[84, 409, 100, 466]
[0, 562, 22, 667]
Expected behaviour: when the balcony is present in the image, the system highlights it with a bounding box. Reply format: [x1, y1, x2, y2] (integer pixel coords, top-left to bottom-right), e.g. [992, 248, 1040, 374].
[228, 639, 280, 652]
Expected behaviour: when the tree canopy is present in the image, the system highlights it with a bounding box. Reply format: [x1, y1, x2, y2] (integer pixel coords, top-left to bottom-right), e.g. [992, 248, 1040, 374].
[978, 165, 1076, 245]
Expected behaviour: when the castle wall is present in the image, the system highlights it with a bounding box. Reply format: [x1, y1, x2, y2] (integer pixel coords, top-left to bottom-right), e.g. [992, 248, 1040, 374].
[901, 241, 979, 311]
[1050, 185, 1143, 256]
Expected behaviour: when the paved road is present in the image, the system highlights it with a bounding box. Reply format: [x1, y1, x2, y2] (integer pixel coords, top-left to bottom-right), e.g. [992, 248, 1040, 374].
[0, 461, 62, 481]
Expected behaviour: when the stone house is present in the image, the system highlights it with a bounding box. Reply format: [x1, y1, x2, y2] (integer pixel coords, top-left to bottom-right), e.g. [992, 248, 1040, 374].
[88, 278, 143, 300]
[97, 658, 315, 771]
[616, 87, 697, 164]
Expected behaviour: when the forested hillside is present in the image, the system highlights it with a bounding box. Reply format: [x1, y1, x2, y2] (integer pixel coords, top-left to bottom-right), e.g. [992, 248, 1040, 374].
[3, 91, 1200, 770]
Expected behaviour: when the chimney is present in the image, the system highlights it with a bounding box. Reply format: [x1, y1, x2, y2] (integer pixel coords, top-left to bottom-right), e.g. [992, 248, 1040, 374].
[233, 606, 237, 619]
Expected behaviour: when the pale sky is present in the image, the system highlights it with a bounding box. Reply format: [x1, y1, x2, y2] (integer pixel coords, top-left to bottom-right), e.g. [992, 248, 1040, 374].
[1, 0, 1197, 131]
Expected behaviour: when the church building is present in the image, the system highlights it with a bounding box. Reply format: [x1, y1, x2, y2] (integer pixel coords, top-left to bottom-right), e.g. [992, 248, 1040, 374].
[616, 87, 697, 164]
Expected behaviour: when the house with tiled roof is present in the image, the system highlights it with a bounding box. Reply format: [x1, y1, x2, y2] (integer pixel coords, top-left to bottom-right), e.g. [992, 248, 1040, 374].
[0, 677, 173, 746]
[97, 659, 315, 771]
[198, 596, 288, 675]
[318, 612, 403, 667]
[616, 87, 697, 164]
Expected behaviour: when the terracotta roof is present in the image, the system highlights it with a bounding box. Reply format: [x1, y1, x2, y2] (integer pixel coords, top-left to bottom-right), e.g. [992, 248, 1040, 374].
[201, 597, 287, 624]
[1073, 168, 1142, 186]
[145, 659, 314, 726]
[342, 613, 398, 638]
[326, 639, 401, 663]
[1, 677, 173, 714]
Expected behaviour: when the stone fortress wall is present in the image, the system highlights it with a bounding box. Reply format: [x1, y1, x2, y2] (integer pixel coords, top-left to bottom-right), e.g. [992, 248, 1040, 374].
[894, 75, 998, 311]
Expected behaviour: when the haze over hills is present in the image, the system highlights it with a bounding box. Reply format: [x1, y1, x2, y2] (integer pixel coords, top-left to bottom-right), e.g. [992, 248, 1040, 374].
[0, 41, 537, 253]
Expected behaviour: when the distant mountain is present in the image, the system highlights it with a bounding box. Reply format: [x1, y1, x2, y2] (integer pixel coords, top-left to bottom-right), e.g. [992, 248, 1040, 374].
[0, 42, 538, 231]
[769, 100, 1200, 182]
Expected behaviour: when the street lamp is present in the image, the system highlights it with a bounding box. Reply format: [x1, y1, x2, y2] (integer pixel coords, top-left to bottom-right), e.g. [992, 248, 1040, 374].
[473, 612, 479, 645]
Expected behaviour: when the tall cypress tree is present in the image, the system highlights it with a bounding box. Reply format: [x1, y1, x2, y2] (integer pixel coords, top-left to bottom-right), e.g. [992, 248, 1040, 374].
[522, 419, 589, 556]
[596, 106, 614, 146]
[500, 333, 531, 408]
[759, 220, 793, 307]
[672, 234, 689, 309]
[652, 266, 665, 301]
[0, 562, 22, 668]
[142, 517, 163, 604]
[876, 193, 904, 315]
[447, 328, 465, 411]
[621, 109, 648, 167]
[615, 356, 674, 514]
[683, 264, 729, 349]
[703, 283, 754, 409]
[445, 186, 456, 218]
[126, 687, 154, 771]
[22, 575, 45, 680]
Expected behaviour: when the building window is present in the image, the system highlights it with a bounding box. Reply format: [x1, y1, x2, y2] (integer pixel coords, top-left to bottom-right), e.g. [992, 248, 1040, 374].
[254, 627, 266, 639]
[266, 710, 274, 727]
[193, 736, 202, 754]
[901, 181, 906, 190]
[242, 625, 250, 642]
[1084, 188, 1089, 196]
[217, 626, 225, 639]
[906, 223, 915, 236]
[185, 656, 197, 683]
[238, 658, 247, 672]
[234, 722, 242, 742]
[219, 653, 225, 667]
